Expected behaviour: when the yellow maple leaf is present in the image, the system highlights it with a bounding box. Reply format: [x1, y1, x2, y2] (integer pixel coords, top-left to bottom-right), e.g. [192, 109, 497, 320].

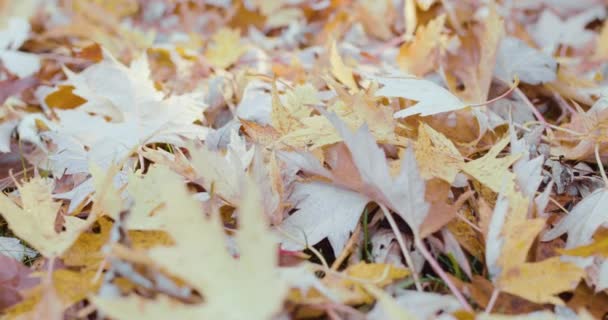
[329, 40, 358, 92]
[497, 257, 584, 305]
[62, 217, 172, 269]
[397, 14, 446, 77]
[93, 170, 288, 319]
[188, 143, 243, 205]
[4, 269, 101, 319]
[205, 28, 246, 69]
[560, 231, 608, 258]
[0, 177, 94, 257]
[459, 4, 504, 103]
[415, 122, 464, 183]
[462, 137, 520, 194]
[489, 190, 584, 305]
[289, 262, 409, 306]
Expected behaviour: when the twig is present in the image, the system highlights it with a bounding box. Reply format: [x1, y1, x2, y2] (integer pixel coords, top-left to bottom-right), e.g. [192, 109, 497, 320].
[469, 77, 520, 108]
[595, 143, 608, 187]
[415, 238, 473, 311]
[379, 204, 422, 291]
[485, 288, 500, 313]
[331, 223, 362, 270]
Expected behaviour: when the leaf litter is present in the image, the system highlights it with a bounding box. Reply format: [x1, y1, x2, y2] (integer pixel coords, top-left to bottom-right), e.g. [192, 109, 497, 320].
[1, 0, 608, 319]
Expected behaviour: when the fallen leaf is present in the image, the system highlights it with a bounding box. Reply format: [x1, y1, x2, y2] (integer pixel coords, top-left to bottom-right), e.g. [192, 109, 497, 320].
[93, 170, 288, 319]
[0, 177, 94, 257]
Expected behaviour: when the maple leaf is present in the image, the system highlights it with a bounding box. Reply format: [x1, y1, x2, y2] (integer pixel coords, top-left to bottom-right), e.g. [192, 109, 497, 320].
[279, 181, 369, 254]
[0, 177, 94, 257]
[542, 188, 608, 249]
[61, 216, 172, 270]
[373, 75, 467, 118]
[414, 122, 464, 183]
[38, 51, 207, 211]
[205, 28, 247, 69]
[326, 112, 429, 239]
[397, 14, 446, 77]
[329, 40, 358, 92]
[93, 168, 288, 320]
[4, 269, 101, 319]
[291, 262, 410, 306]
[278, 113, 428, 255]
[486, 190, 584, 304]
[462, 137, 520, 194]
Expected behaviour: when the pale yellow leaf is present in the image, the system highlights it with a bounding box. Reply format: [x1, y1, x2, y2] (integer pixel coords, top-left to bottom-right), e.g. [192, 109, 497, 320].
[329, 41, 358, 91]
[414, 122, 464, 182]
[498, 257, 584, 305]
[90, 162, 122, 220]
[462, 137, 520, 194]
[205, 28, 246, 69]
[93, 170, 288, 319]
[0, 178, 92, 257]
[397, 14, 446, 76]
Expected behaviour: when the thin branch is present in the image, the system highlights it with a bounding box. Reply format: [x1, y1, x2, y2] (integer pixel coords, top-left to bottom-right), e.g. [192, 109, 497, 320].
[485, 288, 500, 313]
[415, 238, 473, 311]
[379, 204, 422, 291]
[331, 223, 362, 270]
[595, 142, 608, 187]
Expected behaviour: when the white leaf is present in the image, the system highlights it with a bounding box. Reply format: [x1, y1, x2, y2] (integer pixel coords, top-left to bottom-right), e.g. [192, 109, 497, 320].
[532, 8, 606, 53]
[0, 121, 17, 153]
[326, 112, 429, 238]
[279, 181, 369, 254]
[0, 19, 39, 77]
[0, 18, 30, 50]
[542, 188, 608, 248]
[0, 51, 40, 78]
[372, 76, 466, 118]
[495, 37, 557, 85]
[486, 192, 509, 279]
[236, 81, 272, 125]
[33, 51, 208, 208]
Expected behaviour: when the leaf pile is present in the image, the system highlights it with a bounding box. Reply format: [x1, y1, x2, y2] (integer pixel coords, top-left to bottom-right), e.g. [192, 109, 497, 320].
[1, 0, 608, 319]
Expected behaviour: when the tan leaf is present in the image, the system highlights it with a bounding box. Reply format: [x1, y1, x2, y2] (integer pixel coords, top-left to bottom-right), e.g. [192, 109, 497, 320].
[397, 14, 446, 76]
[414, 122, 464, 183]
[329, 40, 358, 92]
[0, 177, 93, 257]
[93, 171, 288, 319]
[497, 257, 584, 305]
[462, 137, 520, 194]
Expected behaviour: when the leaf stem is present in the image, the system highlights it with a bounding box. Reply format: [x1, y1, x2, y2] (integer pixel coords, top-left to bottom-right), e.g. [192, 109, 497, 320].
[379, 204, 422, 291]
[331, 223, 361, 270]
[595, 142, 608, 187]
[415, 238, 473, 311]
[485, 288, 500, 313]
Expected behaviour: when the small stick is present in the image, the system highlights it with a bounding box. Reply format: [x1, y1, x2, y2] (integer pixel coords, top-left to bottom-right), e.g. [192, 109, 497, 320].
[595, 143, 608, 187]
[415, 238, 473, 311]
[331, 223, 362, 270]
[485, 288, 500, 313]
[379, 204, 422, 291]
